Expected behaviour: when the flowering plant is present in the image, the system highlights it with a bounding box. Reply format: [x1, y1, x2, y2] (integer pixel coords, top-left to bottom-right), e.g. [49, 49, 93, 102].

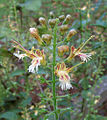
[12, 13, 95, 119]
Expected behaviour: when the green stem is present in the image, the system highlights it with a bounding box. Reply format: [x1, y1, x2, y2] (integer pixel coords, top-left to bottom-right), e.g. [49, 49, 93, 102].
[52, 24, 58, 120]
[12, 0, 18, 24]
[23, 58, 29, 95]
[80, 10, 83, 43]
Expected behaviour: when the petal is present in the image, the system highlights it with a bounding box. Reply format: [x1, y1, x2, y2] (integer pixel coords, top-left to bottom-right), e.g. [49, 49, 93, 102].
[36, 50, 41, 56]
[71, 46, 75, 54]
[78, 53, 92, 62]
[28, 64, 35, 73]
[59, 81, 73, 90]
[61, 63, 66, 70]
[57, 63, 60, 71]
[28, 57, 42, 73]
[13, 51, 27, 60]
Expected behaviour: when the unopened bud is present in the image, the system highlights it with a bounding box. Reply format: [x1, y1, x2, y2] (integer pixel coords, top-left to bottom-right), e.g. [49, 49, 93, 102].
[67, 46, 76, 62]
[29, 28, 43, 45]
[58, 45, 69, 57]
[63, 14, 71, 24]
[36, 75, 41, 79]
[40, 50, 46, 66]
[67, 29, 77, 41]
[29, 105, 34, 110]
[48, 19, 56, 28]
[42, 34, 52, 45]
[34, 110, 38, 116]
[39, 17, 46, 26]
[59, 25, 69, 34]
[59, 15, 65, 21]
[66, 14, 71, 21]
[49, 11, 54, 18]
[39, 105, 46, 109]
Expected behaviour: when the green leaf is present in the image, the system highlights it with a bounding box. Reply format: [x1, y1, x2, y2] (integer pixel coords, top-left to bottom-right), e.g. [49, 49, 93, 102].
[81, 90, 89, 99]
[0, 48, 12, 57]
[91, 20, 107, 28]
[0, 112, 18, 120]
[0, 81, 6, 106]
[19, 0, 42, 11]
[80, 78, 89, 89]
[44, 114, 54, 120]
[20, 96, 32, 107]
[59, 111, 71, 120]
[10, 69, 25, 77]
[87, 114, 107, 120]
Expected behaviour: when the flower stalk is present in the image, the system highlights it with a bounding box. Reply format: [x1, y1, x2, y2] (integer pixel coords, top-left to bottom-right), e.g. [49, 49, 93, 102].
[52, 21, 58, 120]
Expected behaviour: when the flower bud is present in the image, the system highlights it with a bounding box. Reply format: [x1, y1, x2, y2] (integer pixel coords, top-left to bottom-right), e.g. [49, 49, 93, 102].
[63, 14, 71, 24]
[39, 105, 46, 108]
[48, 19, 56, 28]
[58, 45, 69, 57]
[49, 11, 54, 18]
[39, 17, 46, 26]
[59, 25, 69, 34]
[41, 50, 46, 66]
[59, 15, 65, 21]
[66, 14, 71, 21]
[42, 34, 52, 45]
[34, 110, 38, 116]
[67, 29, 77, 41]
[29, 28, 43, 45]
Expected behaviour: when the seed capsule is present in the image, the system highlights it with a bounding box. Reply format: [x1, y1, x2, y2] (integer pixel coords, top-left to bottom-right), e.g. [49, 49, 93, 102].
[42, 34, 52, 45]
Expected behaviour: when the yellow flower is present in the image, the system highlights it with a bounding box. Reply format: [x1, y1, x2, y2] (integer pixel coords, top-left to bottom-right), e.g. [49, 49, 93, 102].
[55, 63, 73, 90]
[12, 40, 46, 73]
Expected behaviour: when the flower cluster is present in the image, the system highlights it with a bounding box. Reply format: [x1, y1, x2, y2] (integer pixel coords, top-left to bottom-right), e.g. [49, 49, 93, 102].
[12, 13, 95, 91]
